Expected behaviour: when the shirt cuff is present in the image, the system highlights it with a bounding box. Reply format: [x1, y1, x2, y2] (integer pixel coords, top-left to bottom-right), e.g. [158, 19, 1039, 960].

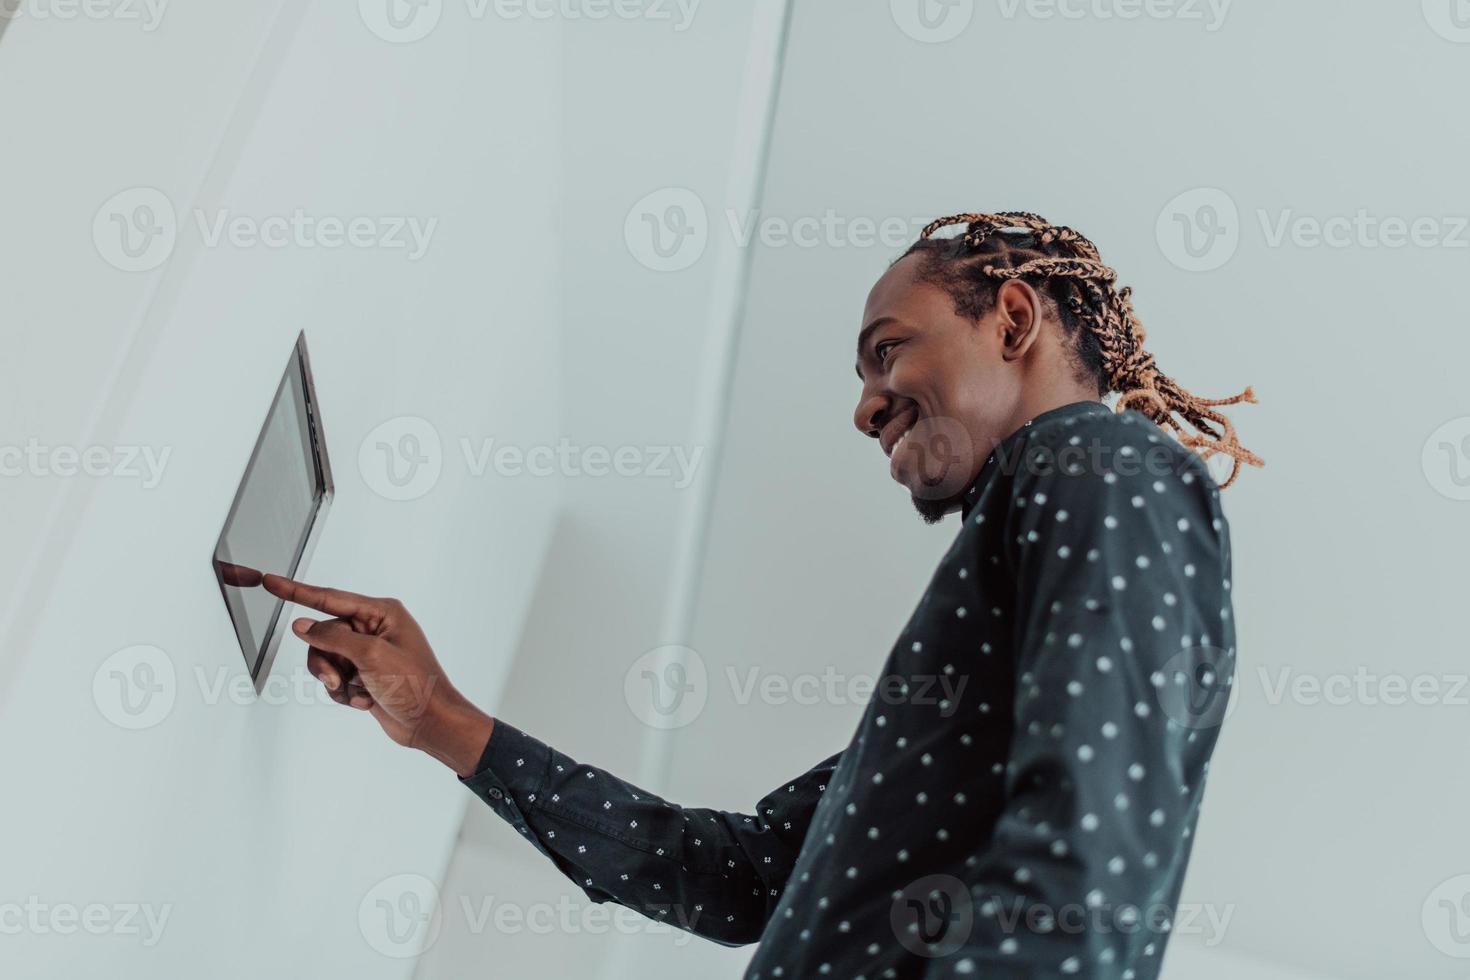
[457, 719, 553, 846]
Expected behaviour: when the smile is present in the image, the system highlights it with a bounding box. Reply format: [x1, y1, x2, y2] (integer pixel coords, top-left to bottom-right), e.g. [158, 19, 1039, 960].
[880, 412, 919, 458]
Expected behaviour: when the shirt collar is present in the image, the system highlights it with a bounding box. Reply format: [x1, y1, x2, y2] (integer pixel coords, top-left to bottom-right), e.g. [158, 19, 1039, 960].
[960, 400, 1112, 520]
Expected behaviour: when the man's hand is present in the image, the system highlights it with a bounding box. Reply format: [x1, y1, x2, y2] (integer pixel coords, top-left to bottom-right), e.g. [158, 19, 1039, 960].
[261, 574, 495, 778]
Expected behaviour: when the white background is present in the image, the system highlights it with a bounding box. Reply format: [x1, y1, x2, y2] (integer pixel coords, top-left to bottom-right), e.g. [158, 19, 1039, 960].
[3, 2, 1467, 979]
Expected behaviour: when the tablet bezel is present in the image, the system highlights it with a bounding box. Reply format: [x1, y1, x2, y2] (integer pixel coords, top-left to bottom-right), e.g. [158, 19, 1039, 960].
[211, 332, 334, 695]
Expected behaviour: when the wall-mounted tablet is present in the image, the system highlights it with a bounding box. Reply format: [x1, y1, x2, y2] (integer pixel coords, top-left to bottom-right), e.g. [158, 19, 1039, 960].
[212, 333, 333, 693]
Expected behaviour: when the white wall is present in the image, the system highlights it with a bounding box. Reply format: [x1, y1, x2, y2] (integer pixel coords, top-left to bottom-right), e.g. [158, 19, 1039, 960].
[417, 2, 795, 977]
[7, 3, 1467, 979]
[661, 3, 1470, 979]
[0, 4, 563, 977]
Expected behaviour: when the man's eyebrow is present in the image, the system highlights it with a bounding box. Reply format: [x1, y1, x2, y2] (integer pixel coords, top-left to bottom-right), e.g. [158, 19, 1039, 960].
[855, 316, 898, 380]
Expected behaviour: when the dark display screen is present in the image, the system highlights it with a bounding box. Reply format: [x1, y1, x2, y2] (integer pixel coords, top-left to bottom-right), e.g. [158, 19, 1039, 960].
[212, 337, 330, 685]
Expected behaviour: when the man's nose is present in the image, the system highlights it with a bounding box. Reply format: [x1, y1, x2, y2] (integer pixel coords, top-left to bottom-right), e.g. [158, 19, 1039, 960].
[854, 389, 889, 438]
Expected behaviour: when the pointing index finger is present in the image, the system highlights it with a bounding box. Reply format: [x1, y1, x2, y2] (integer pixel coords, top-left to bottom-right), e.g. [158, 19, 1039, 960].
[262, 574, 375, 619]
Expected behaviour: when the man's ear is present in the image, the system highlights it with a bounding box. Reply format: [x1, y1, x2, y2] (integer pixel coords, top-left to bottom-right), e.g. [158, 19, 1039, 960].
[996, 279, 1045, 363]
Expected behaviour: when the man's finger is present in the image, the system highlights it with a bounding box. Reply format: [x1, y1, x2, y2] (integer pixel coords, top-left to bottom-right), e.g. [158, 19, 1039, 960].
[292, 617, 378, 664]
[306, 648, 354, 692]
[217, 561, 263, 588]
[264, 574, 377, 619]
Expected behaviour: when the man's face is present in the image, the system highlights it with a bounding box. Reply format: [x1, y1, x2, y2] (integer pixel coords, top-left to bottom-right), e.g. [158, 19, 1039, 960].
[853, 253, 1026, 523]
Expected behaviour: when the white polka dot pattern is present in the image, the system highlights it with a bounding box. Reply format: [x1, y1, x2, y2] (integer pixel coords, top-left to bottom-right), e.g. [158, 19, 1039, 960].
[460, 402, 1236, 979]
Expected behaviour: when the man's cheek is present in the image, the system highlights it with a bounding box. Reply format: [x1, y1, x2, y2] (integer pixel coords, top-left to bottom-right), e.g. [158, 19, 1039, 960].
[902, 416, 975, 500]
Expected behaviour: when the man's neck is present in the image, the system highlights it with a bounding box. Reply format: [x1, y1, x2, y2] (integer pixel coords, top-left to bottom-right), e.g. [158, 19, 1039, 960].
[951, 391, 1107, 521]
[997, 388, 1103, 451]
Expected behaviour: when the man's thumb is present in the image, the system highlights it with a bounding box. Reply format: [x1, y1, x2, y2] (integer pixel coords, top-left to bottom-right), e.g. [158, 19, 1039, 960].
[293, 617, 376, 663]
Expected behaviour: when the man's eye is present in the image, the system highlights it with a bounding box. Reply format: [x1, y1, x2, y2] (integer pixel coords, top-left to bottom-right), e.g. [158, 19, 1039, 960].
[876, 341, 899, 363]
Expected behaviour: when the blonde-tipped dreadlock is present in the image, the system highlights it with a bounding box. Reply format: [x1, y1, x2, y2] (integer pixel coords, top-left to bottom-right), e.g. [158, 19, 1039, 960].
[907, 211, 1263, 489]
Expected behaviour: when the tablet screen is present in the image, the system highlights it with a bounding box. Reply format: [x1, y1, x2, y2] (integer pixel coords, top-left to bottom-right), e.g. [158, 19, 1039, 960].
[212, 334, 333, 691]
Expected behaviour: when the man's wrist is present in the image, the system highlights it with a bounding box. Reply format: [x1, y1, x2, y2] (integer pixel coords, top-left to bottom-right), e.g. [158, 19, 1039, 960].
[414, 690, 496, 779]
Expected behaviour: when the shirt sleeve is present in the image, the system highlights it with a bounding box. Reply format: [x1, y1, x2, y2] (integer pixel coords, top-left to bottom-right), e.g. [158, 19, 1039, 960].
[459, 718, 843, 946]
[925, 417, 1237, 978]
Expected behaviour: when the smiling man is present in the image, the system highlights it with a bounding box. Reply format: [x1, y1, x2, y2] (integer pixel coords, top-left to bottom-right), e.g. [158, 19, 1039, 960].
[265, 212, 1260, 978]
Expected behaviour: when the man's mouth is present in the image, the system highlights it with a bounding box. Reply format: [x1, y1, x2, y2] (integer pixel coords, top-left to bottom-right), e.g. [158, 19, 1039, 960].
[880, 411, 920, 459]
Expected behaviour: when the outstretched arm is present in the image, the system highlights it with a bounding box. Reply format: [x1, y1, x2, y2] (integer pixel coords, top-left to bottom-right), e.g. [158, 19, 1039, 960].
[260, 573, 842, 947]
[461, 719, 842, 945]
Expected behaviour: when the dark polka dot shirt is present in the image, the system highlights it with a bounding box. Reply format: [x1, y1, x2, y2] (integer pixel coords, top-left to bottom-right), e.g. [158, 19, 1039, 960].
[461, 400, 1237, 979]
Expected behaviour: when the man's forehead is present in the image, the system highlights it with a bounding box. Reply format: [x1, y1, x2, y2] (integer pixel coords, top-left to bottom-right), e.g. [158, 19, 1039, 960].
[862, 255, 926, 325]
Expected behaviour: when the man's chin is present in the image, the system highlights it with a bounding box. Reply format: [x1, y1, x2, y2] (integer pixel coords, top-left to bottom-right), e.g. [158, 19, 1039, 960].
[896, 471, 963, 523]
[893, 463, 966, 524]
[910, 492, 959, 525]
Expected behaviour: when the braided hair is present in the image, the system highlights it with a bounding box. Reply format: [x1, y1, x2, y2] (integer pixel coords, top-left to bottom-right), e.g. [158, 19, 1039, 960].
[902, 211, 1262, 489]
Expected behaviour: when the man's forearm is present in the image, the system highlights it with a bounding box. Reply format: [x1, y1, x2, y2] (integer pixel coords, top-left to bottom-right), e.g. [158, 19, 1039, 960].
[414, 692, 496, 778]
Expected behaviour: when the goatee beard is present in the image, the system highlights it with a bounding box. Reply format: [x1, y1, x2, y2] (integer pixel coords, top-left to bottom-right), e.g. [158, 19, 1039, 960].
[911, 493, 960, 525]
